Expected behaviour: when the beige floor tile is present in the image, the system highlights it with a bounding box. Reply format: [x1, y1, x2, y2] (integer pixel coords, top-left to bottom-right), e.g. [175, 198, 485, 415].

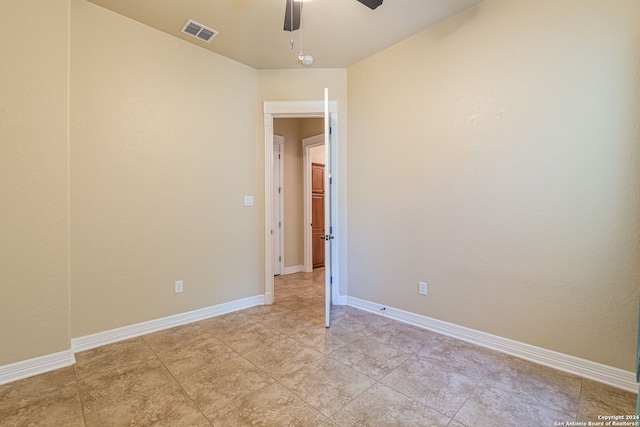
[330, 337, 411, 380]
[179, 354, 274, 416]
[482, 355, 582, 418]
[261, 311, 324, 336]
[83, 379, 207, 427]
[454, 385, 568, 427]
[415, 334, 503, 381]
[323, 312, 378, 336]
[276, 295, 316, 311]
[296, 304, 326, 323]
[329, 305, 357, 319]
[577, 379, 637, 422]
[367, 321, 438, 353]
[380, 355, 477, 417]
[157, 335, 236, 378]
[340, 310, 396, 332]
[0, 384, 84, 427]
[197, 311, 252, 337]
[291, 323, 364, 354]
[142, 323, 212, 354]
[278, 357, 376, 417]
[215, 322, 287, 355]
[237, 304, 291, 320]
[0, 366, 77, 405]
[74, 337, 155, 379]
[78, 357, 174, 413]
[243, 336, 324, 379]
[331, 382, 450, 427]
[206, 381, 334, 426]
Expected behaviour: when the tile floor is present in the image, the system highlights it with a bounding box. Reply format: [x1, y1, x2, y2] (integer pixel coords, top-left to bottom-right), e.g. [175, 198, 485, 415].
[0, 268, 636, 426]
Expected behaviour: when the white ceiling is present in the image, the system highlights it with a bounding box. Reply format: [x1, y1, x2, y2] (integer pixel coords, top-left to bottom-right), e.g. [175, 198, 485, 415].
[85, 0, 485, 70]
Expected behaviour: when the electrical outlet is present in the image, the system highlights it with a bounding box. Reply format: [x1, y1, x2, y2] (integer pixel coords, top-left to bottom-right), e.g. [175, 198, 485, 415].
[418, 281, 428, 296]
[175, 280, 183, 294]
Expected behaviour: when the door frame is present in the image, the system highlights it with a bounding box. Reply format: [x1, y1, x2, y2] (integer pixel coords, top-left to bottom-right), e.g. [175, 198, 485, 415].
[302, 134, 325, 273]
[263, 100, 338, 305]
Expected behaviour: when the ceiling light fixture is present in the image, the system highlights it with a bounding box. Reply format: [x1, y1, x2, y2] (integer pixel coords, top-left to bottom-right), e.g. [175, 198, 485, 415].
[284, 0, 314, 66]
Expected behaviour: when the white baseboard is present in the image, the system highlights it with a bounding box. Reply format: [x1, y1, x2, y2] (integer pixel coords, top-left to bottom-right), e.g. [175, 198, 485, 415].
[0, 350, 75, 386]
[282, 265, 305, 275]
[71, 294, 265, 353]
[347, 296, 637, 394]
[0, 294, 265, 386]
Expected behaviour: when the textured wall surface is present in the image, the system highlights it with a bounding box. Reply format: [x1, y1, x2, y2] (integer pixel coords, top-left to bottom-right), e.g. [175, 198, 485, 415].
[347, 0, 640, 370]
[70, 0, 259, 337]
[0, 1, 71, 365]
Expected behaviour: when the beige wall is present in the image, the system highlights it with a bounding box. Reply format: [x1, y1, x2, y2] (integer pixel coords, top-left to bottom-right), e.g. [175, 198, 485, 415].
[8, 0, 636, 380]
[311, 146, 325, 165]
[0, 2, 348, 367]
[0, 1, 71, 366]
[347, 0, 640, 371]
[70, 0, 259, 337]
[257, 69, 348, 292]
[274, 118, 323, 269]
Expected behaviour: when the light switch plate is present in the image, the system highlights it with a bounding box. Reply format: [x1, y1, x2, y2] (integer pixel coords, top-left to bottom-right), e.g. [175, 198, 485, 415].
[244, 196, 254, 206]
[419, 282, 428, 296]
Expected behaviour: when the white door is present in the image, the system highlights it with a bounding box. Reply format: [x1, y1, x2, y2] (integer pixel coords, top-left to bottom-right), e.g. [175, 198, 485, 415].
[273, 136, 284, 275]
[323, 89, 333, 328]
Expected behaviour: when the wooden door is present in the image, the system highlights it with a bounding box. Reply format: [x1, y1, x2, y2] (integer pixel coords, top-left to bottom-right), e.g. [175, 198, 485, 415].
[312, 162, 325, 268]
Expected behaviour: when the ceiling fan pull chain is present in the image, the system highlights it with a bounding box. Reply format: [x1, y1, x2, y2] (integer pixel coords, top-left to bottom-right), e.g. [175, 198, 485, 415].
[289, 0, 294, 51]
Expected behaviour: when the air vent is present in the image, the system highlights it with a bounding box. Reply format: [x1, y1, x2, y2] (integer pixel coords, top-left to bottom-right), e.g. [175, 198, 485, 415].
[181, 19, 218, 43]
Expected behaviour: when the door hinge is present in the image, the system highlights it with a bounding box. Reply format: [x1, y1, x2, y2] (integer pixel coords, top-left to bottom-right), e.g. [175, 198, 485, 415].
[279, 256, 281, 262]
[279, 221, 281, 228]
[279, 153, 281, 159]
[329, 226, 332, 234]
[329, 177, 332, 185]
[279, 187, 282, 194]
[329, 126, 332, 135]
[330, 276, 333, 284]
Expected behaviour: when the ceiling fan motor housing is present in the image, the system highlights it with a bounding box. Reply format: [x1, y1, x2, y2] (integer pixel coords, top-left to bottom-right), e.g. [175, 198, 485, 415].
[357, 0, 383, 10]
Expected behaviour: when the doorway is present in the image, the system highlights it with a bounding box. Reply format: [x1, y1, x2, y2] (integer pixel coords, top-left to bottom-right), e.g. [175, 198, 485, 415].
[302, 133, 325, 273]
[263, 100, 339, 310]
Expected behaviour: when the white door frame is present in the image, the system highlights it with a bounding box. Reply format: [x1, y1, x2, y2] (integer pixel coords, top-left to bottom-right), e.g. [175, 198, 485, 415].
[264, 100, 338, 305]
[302, 134, 325, 273]
[273, 135, 285, 276]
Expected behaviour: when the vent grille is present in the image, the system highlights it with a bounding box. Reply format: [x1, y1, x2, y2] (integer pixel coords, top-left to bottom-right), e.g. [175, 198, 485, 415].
[181, 19, 218, 43]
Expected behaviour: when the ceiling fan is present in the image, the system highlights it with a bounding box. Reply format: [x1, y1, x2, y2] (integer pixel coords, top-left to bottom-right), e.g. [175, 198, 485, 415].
[284, 0, 383, 31]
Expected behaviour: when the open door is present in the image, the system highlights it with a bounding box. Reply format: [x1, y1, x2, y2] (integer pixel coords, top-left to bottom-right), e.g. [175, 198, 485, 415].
[323, 88, 333, 328]
[263, 99, 339, 313]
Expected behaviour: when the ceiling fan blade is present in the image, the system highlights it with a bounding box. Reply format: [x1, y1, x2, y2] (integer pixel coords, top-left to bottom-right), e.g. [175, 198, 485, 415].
[356, 0, 383, 10]
[283, 0, 302, 31]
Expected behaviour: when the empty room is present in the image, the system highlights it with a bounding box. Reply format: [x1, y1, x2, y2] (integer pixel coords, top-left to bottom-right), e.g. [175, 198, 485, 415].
[1, 0, 639, 425]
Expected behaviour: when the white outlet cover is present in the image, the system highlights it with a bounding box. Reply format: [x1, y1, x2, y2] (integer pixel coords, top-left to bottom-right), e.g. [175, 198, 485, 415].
[244, 196, 254, 206]
[175, 280, 183, 293]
